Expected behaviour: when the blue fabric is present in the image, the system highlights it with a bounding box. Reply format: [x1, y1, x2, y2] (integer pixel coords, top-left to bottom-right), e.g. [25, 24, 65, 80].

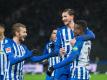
[53, 41, 83, 69]
[56, 74, 71, 80]
[4, 39, 32, 65]
[0, 75, 4, 80]
[30, 42, 58, 62]
[46, 75, 55, 80]
[54, 28, 62, 54]
[72, 67, 89, 80]
[30, 54, 52, 62]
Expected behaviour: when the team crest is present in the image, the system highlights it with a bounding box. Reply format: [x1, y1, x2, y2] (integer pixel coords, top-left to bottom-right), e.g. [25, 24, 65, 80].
[6, 47, 11, 53]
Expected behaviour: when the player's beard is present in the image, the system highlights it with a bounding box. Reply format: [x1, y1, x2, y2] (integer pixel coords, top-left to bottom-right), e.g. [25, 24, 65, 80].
[19, 36, 25, 42]
[19, 34, 27, 42]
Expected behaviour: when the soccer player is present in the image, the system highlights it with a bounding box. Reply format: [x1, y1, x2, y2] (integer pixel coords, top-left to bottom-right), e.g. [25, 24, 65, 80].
[30, 9, 95, 80]
[47, 9, 95, 80]
[0, 24, 11, 80]
[4, 23, 34, 80]
[30, 29, 63, 80]
[43, 29, 60, 80]
[47, 20, 92, 80]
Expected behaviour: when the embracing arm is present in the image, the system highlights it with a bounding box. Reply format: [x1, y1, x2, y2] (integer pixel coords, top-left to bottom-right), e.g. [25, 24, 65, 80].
[76, 28, 95, 41]
[53, 46, 80, 69]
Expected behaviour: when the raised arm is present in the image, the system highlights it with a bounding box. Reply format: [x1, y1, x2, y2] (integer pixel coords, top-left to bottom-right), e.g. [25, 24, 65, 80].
[30, 43, 58, 62]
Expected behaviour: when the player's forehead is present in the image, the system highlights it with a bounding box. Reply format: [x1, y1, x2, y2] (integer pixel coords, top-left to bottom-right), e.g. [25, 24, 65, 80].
[19, 27, 27, 31]
[52, 30, 57, 34]
[62, 12, 69, 16]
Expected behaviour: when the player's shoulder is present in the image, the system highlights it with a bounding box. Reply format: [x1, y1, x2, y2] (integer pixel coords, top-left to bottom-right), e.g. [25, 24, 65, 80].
[76, 40, 84, 47]
[72, 41, 84, 51]
[83, 40, 91, 45]
[45, 41, 51, 47]
[4, 38, 14, 44]
[20, 43, 27, 48]
[57, 25, 66, 30]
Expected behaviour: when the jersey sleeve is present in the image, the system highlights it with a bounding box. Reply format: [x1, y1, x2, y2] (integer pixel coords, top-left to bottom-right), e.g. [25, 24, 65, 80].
[4, 42, 32, 65]
[53, 41, 83, 69]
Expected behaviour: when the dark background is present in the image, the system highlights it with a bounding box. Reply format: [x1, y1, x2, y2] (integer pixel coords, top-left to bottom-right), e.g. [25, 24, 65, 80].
[0, 0, 107, 61]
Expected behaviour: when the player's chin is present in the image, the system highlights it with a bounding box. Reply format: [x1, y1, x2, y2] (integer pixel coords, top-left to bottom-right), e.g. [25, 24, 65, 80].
[64, 22, 69, 25]
[20, 37, 25, 42]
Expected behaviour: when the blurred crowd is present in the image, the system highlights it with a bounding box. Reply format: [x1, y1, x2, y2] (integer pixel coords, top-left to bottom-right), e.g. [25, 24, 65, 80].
[0, 0, 107, 60]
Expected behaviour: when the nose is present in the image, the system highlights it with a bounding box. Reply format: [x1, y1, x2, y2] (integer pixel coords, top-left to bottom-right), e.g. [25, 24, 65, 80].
[25, 33, 27, 36]
[62, 17, 65, 21]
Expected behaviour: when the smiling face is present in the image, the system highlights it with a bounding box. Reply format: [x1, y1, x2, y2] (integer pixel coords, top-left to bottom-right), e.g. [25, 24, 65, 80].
[17, 27, 27, 42]
[62, 12, 74, 26]
[12, 23, 27, 42]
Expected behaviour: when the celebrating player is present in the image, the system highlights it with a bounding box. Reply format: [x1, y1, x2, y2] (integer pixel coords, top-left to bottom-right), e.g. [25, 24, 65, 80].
[47, 20, 92, 80]
[47, 8, 95, 80]
[4, 23, 34, 80]
[0, 24, 12, 80]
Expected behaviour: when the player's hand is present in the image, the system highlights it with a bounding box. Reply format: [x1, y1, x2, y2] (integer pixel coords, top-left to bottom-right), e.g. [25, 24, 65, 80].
[46, 66, 54, 76]
[60, 48, 66, 57]
[31, 49, 38, 56]
[70, 38, 76, 46]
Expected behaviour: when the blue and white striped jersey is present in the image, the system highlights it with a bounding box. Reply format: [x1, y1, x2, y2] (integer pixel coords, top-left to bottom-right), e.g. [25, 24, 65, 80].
[0, 38, 11, 76]
[54, 40, 91, 80]
[71, 40, 91, 80]
[56, 26, 74, 57]
[5, 40, 29, 80]
[44, 41, 61, 76]
[55, 25, 95, 75]
[72, 41, 91, 68]
[54, 26, 74, 74]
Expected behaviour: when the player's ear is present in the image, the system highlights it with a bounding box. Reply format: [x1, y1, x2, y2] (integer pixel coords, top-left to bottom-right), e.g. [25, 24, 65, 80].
[15, 31, 19, 36]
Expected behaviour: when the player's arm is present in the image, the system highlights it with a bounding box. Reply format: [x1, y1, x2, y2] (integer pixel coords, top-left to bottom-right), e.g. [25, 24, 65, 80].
[54, 41, 82, 69]
[76, 28, 95, 41]
[30, 46, 50, 62]
[31, 28, 62, 62]
[5, 43, 33, 65]
[30, 43, 57, 62]
[47, 41, 83, 76]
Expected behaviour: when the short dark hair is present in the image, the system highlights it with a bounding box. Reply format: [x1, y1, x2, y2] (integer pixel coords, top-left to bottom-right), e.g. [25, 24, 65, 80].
[62, 8, 75, 16]
[75, 20, 87, 32]
[12, 23, 26, 36]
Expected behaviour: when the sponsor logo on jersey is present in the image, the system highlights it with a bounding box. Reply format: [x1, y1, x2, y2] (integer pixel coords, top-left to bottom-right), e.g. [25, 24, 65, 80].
[72, 47, 78, 51]
[6, 47, 11, 53]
